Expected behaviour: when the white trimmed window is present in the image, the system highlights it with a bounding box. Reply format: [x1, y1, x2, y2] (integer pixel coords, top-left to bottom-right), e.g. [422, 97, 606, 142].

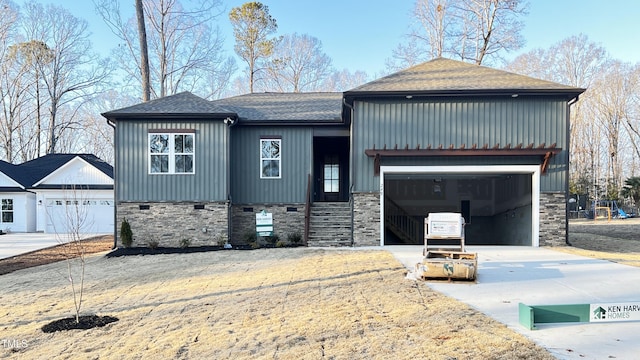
[1, 199, 13, 223]
[260, 138, 281, 179]
[149, 132, 195, 174]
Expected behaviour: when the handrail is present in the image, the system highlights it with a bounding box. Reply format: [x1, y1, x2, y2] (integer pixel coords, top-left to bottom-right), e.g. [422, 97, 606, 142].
[385, 196, 422, 244]
[304, 173, 311, 246]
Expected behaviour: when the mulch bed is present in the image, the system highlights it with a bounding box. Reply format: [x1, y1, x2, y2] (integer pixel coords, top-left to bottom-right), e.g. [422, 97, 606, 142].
[105, 245, 252, 257]
[0, 236, 300, 275]
[41, 315, 119, 333]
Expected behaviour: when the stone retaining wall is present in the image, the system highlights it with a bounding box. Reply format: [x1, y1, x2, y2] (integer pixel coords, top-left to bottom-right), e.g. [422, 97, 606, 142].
[116, 201, 228, 247]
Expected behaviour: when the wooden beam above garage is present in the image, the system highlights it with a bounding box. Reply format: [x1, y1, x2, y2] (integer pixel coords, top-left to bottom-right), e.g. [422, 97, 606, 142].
[365, 143, 561, 176]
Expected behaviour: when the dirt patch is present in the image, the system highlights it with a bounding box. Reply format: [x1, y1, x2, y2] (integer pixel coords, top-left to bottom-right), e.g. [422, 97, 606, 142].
[0, 235, 113, 276]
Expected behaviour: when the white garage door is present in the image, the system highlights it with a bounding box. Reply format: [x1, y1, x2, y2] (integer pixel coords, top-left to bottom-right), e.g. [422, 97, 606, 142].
[45, 199, 114, 233]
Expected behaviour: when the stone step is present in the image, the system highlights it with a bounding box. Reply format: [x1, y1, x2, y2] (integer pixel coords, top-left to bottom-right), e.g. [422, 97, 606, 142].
[308, 202, 352, 246]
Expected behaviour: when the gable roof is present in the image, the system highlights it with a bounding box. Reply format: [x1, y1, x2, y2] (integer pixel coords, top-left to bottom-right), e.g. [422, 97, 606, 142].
[211, 92, 344, 125]
[19, 154, 113, 186]
[101, 91, 236, 120]
[345, 57, 585, 99]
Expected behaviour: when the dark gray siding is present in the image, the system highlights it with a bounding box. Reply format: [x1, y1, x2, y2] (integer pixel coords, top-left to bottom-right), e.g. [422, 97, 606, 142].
[352, 97, 568, 192]
[115, 120, 228, 202]
[230, 126, 312, 203]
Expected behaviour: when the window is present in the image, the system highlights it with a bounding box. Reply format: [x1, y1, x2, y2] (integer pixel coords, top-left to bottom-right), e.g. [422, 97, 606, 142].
[260, 138, 281, 178]
[324, 160, 339, 193]
[149, 133, 194, 174]
[1, 199, 13, 223]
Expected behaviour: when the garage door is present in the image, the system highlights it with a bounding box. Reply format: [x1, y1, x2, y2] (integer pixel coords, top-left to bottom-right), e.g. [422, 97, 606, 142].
[45, 199, 114, 233]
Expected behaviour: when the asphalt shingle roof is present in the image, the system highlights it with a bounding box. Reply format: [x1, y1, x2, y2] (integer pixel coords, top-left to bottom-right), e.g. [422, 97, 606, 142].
[0, 160, 25, 189]
[212, 92, 343, 123]
[19, 154, 113, 186]
[101, 92, 235, 119]
[347, 57, 585, 96]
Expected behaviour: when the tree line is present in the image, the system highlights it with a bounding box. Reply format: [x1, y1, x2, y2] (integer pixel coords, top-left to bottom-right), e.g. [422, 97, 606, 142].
[0, 0, 638, 209]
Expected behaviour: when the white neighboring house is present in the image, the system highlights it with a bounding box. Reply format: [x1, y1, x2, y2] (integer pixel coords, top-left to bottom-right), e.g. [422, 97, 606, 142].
[0, 161, 36, 233]
[0, 154, 114, 234]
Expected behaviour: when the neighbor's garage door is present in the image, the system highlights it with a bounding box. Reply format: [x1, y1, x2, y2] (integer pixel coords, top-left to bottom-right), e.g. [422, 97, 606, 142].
[45, 199, 114, 233]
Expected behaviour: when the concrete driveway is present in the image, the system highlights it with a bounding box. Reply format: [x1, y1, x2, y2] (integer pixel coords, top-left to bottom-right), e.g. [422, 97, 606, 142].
[0, 233, 108, 259]
[387, 245, 640, 360]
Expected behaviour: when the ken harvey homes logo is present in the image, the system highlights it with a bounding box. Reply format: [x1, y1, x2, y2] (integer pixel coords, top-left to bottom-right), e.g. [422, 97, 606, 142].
[591, 303, 640, 321]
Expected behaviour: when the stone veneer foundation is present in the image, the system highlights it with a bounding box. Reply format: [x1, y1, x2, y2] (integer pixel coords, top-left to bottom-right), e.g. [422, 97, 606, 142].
[116, 201, 229, 247]
[538, 192, 567, 246]
[353, 191, 567, 247]
[352, 192, 380, 246]
[230, 204, 305, 245]
[115, 193, 566, 248]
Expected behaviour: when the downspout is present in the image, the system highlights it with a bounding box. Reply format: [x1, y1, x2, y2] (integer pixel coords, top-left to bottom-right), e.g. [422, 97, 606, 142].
[224, 117, 237, 246]
[565, 95, 580, 246]
[343, 97, 355, 246]
[106, 118, 117, 249]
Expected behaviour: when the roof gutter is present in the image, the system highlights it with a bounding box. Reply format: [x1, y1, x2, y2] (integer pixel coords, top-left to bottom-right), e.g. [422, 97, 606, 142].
[565, 93, 581, 246]
[343, 97, 356, 246]
[101, 112, 237, 120]
[106, 118, 118, 250]
[344, 88, 586, 101]
[224, 117, 236, 247]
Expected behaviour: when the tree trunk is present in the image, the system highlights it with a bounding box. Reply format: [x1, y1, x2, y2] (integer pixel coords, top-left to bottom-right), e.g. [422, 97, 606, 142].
[136, 0, 150, 101]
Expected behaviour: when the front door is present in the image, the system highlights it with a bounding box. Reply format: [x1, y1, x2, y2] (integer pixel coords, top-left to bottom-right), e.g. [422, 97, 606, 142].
[313, 137, 349, 202]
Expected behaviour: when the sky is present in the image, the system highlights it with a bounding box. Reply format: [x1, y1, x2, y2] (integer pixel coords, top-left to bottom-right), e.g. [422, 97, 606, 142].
[13, 0, 640, 78]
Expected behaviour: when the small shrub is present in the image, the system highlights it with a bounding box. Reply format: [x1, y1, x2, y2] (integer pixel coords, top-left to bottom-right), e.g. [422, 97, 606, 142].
[243, 231, 257, 245]
[147, 239, 159, 250]
[275, 240, 287, 248]
[250, 241, 260, 249]
[215, 236, 226, 247]
[266, 233, 279, 246]
[120, 219, 133, 248]
[179, 238, 191, 249]
[287, 232, 302, 246]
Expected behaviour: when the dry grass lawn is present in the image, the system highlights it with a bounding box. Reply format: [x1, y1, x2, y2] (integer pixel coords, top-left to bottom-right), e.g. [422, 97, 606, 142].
[560, 218, 640, 267]
[0, 248, 555, 360]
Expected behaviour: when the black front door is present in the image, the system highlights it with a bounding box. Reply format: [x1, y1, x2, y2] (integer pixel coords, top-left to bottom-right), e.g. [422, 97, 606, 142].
[313, 137, 349, 202]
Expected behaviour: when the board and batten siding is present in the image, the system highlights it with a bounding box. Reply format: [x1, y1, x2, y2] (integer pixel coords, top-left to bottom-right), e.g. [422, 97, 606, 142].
[352, 97, 569, 192]
[115, 120, 228, 202]
[230, 126, 312, 204]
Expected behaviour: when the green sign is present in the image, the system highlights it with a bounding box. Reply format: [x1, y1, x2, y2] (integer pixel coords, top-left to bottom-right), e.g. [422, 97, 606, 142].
[255, 210, 273, 237]
[519, 301, 640, 330]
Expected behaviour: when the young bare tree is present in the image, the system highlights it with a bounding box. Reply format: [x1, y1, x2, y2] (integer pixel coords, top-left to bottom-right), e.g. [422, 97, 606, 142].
[229, 1, 278, 93]
[260, 33, 332, 92]
[47, 185, 93, 325]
